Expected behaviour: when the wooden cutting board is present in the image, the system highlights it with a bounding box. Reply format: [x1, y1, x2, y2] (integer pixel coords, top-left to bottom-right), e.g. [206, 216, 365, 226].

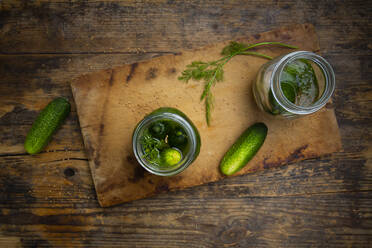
[71, 24, 342, 207]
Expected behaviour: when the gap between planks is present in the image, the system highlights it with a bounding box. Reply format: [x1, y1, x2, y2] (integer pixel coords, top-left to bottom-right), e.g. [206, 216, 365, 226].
[0, 51, 179, 56]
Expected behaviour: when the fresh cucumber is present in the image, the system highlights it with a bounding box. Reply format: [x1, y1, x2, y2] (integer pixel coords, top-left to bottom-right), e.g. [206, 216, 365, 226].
[220, 122, 267, 176]
[24, 97, 71, 155]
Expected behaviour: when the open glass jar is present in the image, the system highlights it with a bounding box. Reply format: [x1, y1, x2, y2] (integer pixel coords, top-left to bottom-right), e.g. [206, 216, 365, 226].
[252, 51, 335, 118]
[132, 107, 201, 176]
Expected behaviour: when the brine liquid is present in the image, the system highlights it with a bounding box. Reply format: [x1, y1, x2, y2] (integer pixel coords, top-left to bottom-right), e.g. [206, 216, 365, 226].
[141, 119, 189, 167]
[280, 58, 320, 106]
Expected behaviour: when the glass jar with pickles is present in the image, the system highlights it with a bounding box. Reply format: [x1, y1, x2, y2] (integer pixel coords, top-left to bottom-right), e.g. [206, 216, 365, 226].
[253, 51, 336, 118]
[132, 107, 201, 176]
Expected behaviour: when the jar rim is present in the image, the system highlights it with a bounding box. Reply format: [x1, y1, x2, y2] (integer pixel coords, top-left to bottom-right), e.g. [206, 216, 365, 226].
[132, 112, 198, 176]
[270, 51, 336, 115]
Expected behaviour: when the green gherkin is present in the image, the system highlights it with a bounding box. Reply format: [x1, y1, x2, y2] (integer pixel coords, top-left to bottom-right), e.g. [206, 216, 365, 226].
[24, 97, 70, 154]
[220, 123, 267, 176]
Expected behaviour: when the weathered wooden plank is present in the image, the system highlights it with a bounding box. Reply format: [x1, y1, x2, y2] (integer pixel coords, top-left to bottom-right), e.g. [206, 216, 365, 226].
[1, 190, 372, 247]
[0, 1, 370, 55]
[1, 151, 371, 208]
[2, 151, 371, 247]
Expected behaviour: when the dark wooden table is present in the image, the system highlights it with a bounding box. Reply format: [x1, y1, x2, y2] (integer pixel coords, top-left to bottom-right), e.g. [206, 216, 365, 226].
[1, 1, 371, 247]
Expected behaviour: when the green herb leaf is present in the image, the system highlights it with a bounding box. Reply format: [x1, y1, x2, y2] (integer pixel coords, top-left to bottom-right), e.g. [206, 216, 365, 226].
[141, 132, 169, 165]
[221, 41, 248, 56]
[215, 68, 224, 82]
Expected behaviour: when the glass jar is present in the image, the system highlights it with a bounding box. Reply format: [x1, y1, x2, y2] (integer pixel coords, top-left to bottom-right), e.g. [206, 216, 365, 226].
[132, 107, 201, 176]
[252, 51, 335, 118]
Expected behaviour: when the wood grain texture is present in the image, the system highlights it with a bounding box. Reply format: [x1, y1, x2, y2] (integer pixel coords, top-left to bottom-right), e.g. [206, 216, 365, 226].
[0, 0, 371, 247]
[71, 24, 342, 207]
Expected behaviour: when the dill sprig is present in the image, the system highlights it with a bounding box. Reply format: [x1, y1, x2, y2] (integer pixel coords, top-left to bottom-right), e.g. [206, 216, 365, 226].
[178, 41, 298, 126]
[141, 132, 168, 165]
